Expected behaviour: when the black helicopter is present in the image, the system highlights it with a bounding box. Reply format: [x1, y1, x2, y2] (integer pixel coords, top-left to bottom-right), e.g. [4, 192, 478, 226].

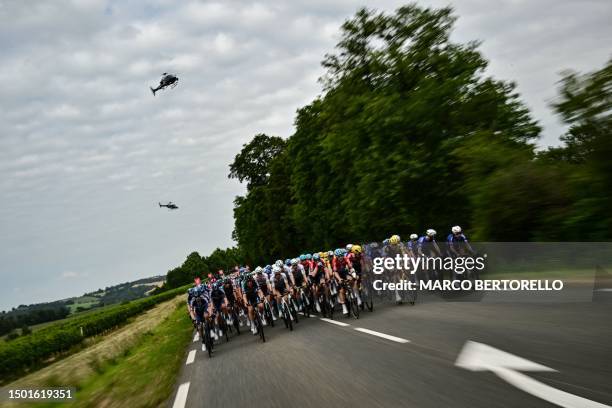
[150, 73, 179, 96]
[159, 202, 179, 210]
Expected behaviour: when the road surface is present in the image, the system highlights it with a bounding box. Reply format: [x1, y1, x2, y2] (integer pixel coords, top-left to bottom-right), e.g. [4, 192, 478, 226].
[169, 292, 612, 408]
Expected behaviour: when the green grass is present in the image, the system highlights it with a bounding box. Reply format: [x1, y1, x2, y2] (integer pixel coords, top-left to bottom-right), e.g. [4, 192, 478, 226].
[36, 303, 193, 408]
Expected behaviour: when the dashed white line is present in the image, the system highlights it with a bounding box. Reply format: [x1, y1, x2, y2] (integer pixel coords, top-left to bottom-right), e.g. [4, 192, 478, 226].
[320, 318, 350, 327]
[193, 332, 199, 342]
[172, 382, 190, 408]
[354, 328, 410, 343]
[185, 349, 196, 365]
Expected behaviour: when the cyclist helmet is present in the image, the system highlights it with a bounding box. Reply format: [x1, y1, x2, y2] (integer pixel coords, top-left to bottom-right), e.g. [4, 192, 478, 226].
[272, 265, 282, 273]
[305, 253, 312, 260]
[452, 225, 462, 234]
[426, 229, 437, 237]
[370, 242, 379, 248]
[334, 248, 343, 257]
[346, 244, 353, 251]
[254, 266, 263, 274]
[383, 238, 390, 245]
[290, 258, 298, 265]
[352, 245, 362, 254]
[327, 250, 333, 257]
[410, 233, 418, 240]
[274, 260, 282, 267]
[389, 235, 401, 245]
[285, 258, 291, 266]
[313, 253, 320, 260]
[299, 254, 306, 261]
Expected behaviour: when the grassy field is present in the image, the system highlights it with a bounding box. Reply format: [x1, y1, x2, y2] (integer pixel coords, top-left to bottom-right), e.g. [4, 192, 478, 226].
[5, 295, 191, 407]
[63, 303, 192, 407]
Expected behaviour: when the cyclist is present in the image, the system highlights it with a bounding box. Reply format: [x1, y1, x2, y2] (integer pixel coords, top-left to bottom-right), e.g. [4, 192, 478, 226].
[299, 254, 312, 277]
[309, 253, 326, 312]
[447, 225, 475, 257]
[210, 280, 228, 340]
[347, 244, 364, 300]
[290, 256, 310, 312]
[272, 265, 294, 322]
[332, 248, 353, 316]
[346, 244, 363, 277]
[189, 279, 212, 351]
[387, 235, 406, 303]
[242, 273, 265, 334]
[187, 280, 200, 326]
[406, 234, 419, 258]
[418, 229, 443, 281]
[254, 266, 276, 321]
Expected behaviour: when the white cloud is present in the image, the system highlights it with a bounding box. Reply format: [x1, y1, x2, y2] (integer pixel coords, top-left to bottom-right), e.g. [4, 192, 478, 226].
[1, 0, 611, 310]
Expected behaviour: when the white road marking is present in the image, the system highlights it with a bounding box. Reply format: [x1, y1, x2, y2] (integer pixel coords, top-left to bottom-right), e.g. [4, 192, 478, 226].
[354, 328, 410, 343]
[185, 349, 196, 365]
[320, 318, 350, 327]
[456, 341, 612, 408]
[193, 332, 199, 342]
[172, 382, 190, 408]
[594, 288, 612, 292]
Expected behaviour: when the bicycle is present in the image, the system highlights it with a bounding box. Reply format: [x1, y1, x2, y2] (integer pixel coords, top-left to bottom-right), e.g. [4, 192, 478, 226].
[253, 306, 266, 343]
[279, 296, 294, 331]
[198, 317, 214, 358]
[358, 277, 374, 312]
[262, 298, 275, 327]
[339, 279, 360, 319]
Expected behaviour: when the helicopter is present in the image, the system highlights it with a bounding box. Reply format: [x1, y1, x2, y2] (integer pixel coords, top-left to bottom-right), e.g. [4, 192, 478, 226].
[159, 202, 179, 210]
[150, 73, 179, 96]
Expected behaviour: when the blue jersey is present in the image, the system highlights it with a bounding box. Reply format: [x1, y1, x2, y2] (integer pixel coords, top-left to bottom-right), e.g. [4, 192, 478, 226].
[447, 233, 468, 244]
[447, 233, 474, 254]
[417, 236, 440, 256]
[406, 240, 418, 252]
[417, 236, 436, 247]
[190, 284, 211, 310]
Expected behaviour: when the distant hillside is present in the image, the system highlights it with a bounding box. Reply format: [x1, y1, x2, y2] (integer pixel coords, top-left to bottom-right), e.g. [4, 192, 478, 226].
[1, 275, 166, 337]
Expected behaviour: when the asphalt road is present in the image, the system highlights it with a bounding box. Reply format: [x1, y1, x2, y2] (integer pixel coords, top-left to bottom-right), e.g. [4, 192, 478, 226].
[169, 291, 612, 408]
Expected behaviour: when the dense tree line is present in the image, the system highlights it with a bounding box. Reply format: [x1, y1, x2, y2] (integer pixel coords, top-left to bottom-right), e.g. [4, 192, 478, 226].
[227, 5, 612, 266]
[163, 247, 243, 289]
[0, 305, 70, 337]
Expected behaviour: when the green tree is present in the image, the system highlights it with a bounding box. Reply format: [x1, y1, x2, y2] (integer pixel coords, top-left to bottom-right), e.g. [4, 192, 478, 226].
[542, 59, 612, 238]
[231, 4, 541, 259]
[228, 134, 286, 190]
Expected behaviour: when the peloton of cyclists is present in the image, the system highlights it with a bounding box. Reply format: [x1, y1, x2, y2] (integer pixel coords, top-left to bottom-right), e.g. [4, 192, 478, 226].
[186, 225, 475, 346]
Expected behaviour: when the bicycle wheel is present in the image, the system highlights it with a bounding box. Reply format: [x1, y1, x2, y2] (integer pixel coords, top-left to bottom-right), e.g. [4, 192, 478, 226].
[232, 310, 240, 335]
[204, 322, 213, 358]
[264, 302, 274, 327]
[284, 306, 293, 331]
[290, 299, 299, 323]
[256, 313, 266, 343]
[319, 294, 327, 317]
[222, 318, 229, 342]
[350, 291, 360, 319]
[301, 291, 310, 317]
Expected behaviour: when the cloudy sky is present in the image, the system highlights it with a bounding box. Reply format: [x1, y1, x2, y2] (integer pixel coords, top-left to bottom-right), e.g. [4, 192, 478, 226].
[1, 0, 610, 311]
